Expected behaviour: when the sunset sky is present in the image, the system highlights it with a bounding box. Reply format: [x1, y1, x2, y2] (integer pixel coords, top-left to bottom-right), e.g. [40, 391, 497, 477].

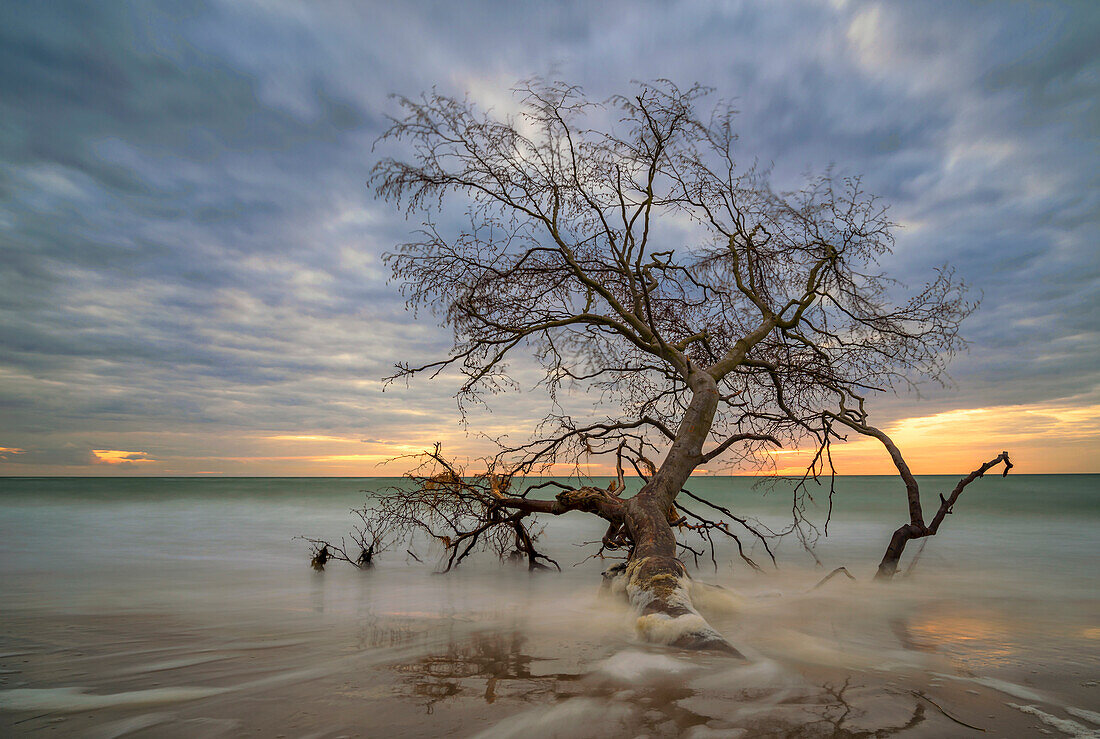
[1, 1, 1097, 476]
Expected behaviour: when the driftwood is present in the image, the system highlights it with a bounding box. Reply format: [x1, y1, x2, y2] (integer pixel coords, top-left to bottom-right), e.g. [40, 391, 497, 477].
[812, 566, 855, 590]
[910, 690, 987, 732]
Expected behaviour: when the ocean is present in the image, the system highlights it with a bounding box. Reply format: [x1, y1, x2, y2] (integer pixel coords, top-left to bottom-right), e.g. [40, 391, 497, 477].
[1, 475, 1097, 736]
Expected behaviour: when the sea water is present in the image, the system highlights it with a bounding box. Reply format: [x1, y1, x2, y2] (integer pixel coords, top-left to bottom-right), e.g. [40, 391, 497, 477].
[0, 475, 1097, 736]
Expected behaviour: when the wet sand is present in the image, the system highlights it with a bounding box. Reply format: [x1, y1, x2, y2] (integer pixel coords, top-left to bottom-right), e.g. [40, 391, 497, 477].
[2, 567, 1097, 738]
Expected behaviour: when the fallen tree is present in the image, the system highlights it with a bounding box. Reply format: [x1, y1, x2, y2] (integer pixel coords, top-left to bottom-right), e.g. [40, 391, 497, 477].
[306, 79, 1011, 654]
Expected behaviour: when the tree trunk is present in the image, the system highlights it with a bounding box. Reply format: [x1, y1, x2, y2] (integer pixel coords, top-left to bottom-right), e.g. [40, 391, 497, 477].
[617, 370, 745, 656]
[618, 497, 742, 655]
[876, 523, 922, 579]
[874, 451, 1012, 580]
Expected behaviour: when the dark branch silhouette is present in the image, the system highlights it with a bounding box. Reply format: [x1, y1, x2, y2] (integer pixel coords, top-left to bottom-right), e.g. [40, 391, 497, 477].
[305, 78, 1011, 653]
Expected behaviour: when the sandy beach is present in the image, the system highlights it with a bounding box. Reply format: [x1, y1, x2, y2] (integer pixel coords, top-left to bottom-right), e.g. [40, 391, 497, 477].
[2, 571, 1097, 737]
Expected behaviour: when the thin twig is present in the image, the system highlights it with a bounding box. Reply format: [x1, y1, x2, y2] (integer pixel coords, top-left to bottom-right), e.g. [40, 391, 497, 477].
[910, 690, 986, 732]
[811, 566, 855, 590]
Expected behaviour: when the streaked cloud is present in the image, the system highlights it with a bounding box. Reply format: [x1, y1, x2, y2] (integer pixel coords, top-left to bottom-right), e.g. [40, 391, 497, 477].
[263, 434, 365, 443]
[0, 0, 1096, 475]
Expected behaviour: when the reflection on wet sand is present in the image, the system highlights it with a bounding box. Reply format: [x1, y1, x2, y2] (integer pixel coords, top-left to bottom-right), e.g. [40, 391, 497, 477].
[392, 631, 584, 712]
[355, 615, 420, 650]
[808, 679, 926, 739]
[905, 603, 1019, 668]
[386, 628, 950, 737]
[2, 590, 1096, 738]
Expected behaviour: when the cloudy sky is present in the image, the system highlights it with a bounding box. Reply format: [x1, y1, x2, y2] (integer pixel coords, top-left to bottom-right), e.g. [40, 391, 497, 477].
[1, 0, 1097, 476]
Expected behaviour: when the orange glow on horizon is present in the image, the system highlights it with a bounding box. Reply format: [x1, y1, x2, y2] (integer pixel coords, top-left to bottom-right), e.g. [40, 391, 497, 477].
[763, 400, 1100, 476]
[4, 397, 1098, 475]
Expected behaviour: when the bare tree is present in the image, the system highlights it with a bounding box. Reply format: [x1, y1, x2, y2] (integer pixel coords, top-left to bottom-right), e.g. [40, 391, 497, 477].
[334, 79, 1010, 654]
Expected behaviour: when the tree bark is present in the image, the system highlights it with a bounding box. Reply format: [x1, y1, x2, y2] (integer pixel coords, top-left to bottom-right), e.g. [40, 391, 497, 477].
[875, 451, 1012, 579]
[617, 370, 745, 656]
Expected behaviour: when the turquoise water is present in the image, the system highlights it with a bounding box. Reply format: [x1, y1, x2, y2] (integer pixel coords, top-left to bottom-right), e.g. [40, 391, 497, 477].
[1, 473, 1097, 602]
[3, 474, 1096, 517]
[1, 473, 1095, 570]
[1, 474, 1097, 588]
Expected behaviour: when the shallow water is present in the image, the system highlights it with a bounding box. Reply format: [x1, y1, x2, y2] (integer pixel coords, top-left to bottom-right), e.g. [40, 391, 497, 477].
[0, 475, 1097, 737]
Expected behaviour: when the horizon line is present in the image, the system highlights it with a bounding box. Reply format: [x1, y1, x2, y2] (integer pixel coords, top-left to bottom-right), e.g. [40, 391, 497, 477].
[2, 472, 1097, 479]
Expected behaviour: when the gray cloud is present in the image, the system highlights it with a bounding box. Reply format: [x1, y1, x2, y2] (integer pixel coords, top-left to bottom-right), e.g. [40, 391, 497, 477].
[0, 0, 1097, 472]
